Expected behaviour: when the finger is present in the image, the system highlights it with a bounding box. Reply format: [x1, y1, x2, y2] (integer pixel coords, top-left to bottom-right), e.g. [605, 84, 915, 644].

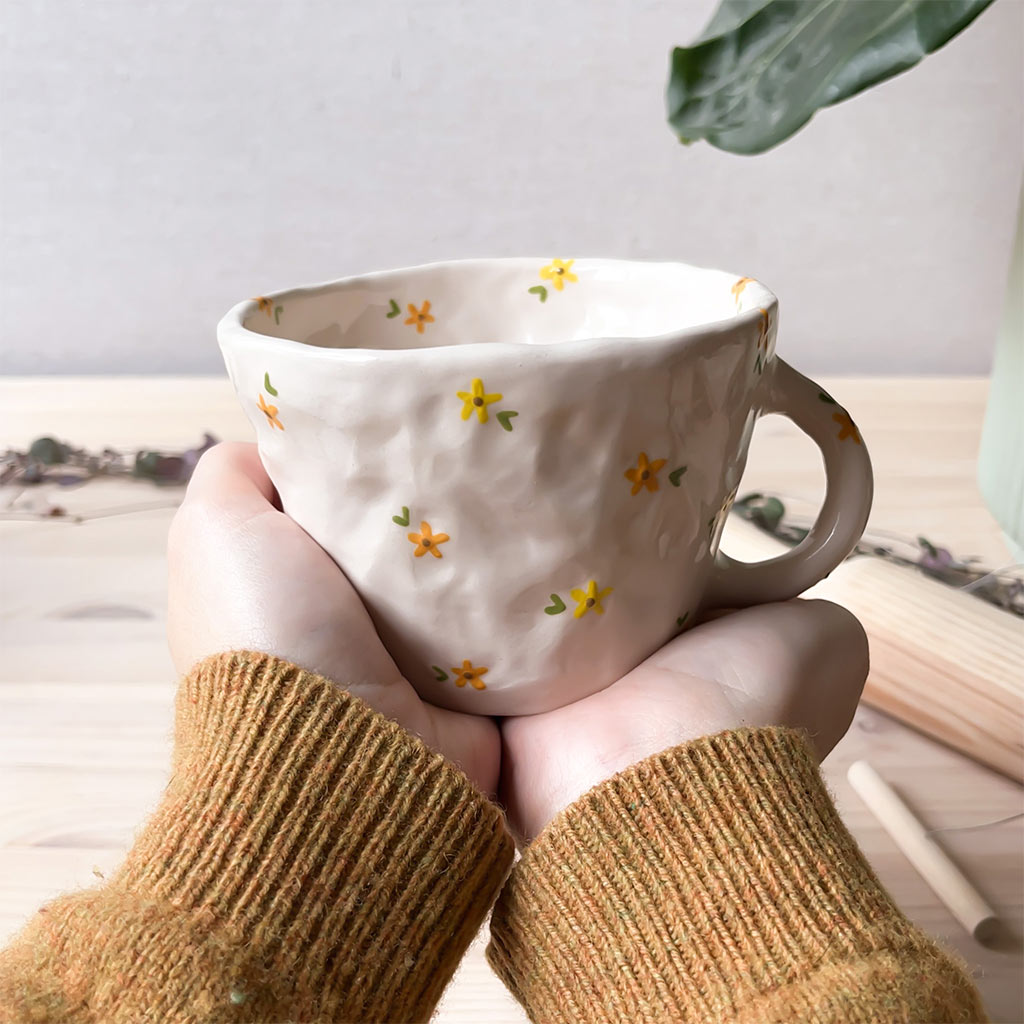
[426, 707, 502, 799]
[182, 442, 277, 511]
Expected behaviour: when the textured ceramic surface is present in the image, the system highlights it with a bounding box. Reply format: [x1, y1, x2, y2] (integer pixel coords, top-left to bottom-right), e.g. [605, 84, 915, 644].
[218, 258, 873, 714]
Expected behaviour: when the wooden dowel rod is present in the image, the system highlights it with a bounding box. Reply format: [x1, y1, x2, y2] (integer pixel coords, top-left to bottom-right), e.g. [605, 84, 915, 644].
[847, 760, 1000, 943]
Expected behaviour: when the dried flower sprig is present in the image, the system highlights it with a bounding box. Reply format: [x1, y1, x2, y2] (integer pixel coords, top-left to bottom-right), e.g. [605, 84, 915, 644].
[733, 492, 1024, 618]
[1, 434, 218, 489]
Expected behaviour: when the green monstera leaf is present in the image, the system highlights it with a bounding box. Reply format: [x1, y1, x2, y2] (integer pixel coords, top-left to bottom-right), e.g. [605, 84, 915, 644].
[667, 0, 995, 155]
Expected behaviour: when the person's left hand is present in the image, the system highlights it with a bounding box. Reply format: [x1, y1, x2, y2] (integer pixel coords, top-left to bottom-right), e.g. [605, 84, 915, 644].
[499, 599, 868, 844]
[167, 442, 501, 795]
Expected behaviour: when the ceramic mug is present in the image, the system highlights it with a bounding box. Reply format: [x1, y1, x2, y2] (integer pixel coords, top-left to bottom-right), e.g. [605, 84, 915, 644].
[218, 258, 872, 715]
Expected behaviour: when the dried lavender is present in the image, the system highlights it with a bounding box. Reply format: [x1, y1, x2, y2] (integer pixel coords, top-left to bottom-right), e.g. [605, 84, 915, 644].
[1, 434, 218, 489]
[733, 492, 1023, 618]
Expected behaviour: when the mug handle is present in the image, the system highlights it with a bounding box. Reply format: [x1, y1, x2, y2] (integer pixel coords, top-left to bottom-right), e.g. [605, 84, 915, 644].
[705, 359, 873, 608]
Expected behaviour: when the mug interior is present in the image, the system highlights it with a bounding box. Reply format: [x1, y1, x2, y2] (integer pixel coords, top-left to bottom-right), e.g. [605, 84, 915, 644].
[238, 258, 772, 352]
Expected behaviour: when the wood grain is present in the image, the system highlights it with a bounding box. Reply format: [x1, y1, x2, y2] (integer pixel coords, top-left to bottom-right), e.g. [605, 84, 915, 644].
[1, 376, 1021, 1022]
[826, 559, 1023, 782]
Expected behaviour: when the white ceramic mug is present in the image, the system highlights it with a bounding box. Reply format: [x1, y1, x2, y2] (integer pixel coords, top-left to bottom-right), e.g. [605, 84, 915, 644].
[218, 258, 872, 714]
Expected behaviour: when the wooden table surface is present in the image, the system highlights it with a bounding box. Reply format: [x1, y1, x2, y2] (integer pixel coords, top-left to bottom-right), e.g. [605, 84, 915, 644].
[1, 376, 1021, 1022]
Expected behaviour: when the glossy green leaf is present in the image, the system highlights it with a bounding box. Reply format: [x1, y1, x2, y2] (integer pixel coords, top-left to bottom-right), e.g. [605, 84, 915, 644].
[667, 0, 995, 154]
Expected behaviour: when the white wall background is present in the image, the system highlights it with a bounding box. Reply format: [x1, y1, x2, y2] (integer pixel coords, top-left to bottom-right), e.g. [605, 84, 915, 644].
[1, 0, 1021, 375]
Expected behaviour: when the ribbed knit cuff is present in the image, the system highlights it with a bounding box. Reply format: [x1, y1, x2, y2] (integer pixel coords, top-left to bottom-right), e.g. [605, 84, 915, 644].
[487, 727, 987, 1024]
[115, 652, 513, 1022]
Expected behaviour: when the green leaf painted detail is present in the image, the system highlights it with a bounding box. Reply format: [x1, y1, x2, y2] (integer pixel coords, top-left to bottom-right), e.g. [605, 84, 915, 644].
[274, 305, 283, 325]
[544, 594, 567, 615]
[497, 410, 519, 432]
[667, 0, 994, 155]
[528, 285, 548, 302]
[431, 665, 449, 682]
[676, 611, 690, 629]
[386, 299, 401, 318]
[264, 372, 278, 397]
[669, 465, 688, 487]
[392, 506, 410, 526]
[818, 391, 837, 404]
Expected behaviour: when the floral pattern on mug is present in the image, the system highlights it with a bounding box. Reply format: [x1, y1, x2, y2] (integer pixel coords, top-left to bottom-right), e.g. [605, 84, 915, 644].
[833, 411, 862, 444]
[254, 296, 283, 324]
[731, 277, 755, 305]
[709, 485, 738, 539]
[624, 452, 667, 495]
[407, 520, 450, 558]
[570, 580, 613, 618]
[754, 308, 771, 374]
[457, 378, 503, 423]
[452, 659, 488, 690]
[405, 300, 435, 334]
[257, 392, 284, 431]
[539, 259, 578, 291]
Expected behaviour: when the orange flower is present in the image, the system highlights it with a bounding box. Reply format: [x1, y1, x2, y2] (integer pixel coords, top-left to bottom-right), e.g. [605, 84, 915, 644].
[731, 277, 754, 304]
[405, 300, 435, 334]
[833, 411, 862, 444]
[539, 259, 578, 291]
[255, 296, 274, 317]
[451, 659, 488, 690]
[407, 520, 450, 558]
[624, 452, 667, 495]
[257, 393, 284, 430]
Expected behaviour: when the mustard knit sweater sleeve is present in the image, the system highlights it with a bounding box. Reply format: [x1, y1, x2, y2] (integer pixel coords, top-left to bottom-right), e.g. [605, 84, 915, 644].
[0, 653, 988, 1024]
[0, 652, 515, 1023]
[488, 727, 989, 1024]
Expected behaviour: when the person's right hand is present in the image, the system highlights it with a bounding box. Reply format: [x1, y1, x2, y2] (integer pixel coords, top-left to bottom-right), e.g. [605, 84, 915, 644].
[499, 600, 869, 844]
[167, 443, 501, 795]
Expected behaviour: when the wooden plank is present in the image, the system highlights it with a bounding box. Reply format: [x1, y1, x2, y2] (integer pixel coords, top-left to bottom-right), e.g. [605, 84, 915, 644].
[723, 517, 1024, 781]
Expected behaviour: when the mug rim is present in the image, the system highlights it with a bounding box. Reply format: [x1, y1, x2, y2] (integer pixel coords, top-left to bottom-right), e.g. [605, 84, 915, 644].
[217, 256, 779, 362]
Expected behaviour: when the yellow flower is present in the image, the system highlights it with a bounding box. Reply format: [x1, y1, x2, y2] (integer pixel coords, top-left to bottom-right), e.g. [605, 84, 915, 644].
[255, 296, 274, 317]
[833, 411, 862, 445]
[731, 277, 754, 305]
[624, 452, 667, 496]
[257, 393, 284, 430]
[407, 520, 450, 558]
[457, 378, 503, 423]
[758, 308, 770, 351]
[539, 259, 578, 291]
[570, 580, 613, 619]
[405, 300, 435, 334]
[451, 659, 488, 690]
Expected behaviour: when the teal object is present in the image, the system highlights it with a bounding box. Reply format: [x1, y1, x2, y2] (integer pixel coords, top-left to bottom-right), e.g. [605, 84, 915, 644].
[978, 179, 1024, 560]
